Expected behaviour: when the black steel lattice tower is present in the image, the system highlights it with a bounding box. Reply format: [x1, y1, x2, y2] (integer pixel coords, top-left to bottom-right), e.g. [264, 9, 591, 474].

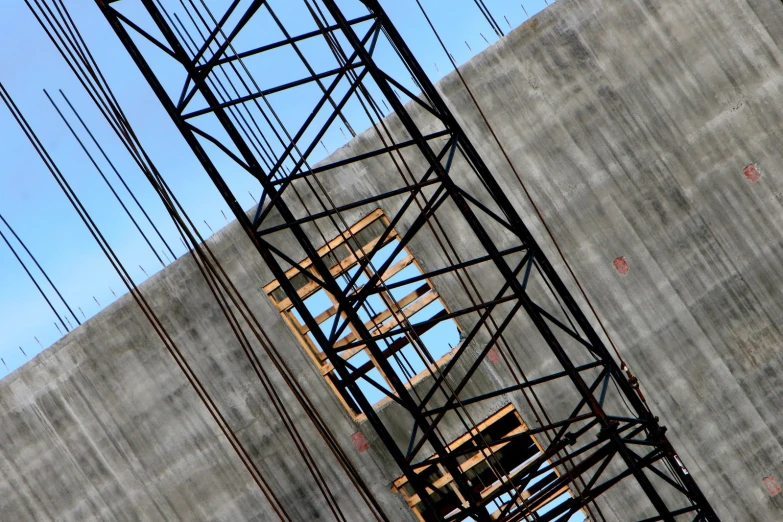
[95, 0, 720, 520]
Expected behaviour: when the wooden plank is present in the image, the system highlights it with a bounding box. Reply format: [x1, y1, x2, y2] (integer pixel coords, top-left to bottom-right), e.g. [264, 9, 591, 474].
[393, 404, 519, 489]
[329, 288, 437, 357]
[396, 423, 529, 504]
[263, 208, 385, 294]
[299, 254, 418, 335]
[271, 234, 388, 311]
[364, 347, 459, 411]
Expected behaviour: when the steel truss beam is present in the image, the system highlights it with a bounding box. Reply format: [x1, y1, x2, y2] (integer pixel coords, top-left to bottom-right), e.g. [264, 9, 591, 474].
[96, 1, 719, 520]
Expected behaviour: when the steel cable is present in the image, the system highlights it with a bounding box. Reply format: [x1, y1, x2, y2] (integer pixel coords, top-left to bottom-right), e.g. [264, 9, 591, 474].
[0, 211, 81, 328]
[25, 2, 390, 518]
[0, 82, 292, 521]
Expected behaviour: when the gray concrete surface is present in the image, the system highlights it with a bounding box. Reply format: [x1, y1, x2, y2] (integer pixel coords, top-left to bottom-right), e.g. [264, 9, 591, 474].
[0, 219, 418, 521]
[3, 0, 783, 519]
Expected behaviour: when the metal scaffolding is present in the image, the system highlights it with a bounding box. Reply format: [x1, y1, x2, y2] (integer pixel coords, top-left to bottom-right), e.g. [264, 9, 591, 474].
[95, 0, 719, 520]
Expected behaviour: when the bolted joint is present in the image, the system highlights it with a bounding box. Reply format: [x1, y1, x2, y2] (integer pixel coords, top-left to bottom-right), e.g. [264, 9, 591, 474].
[597, 420, 620, 441]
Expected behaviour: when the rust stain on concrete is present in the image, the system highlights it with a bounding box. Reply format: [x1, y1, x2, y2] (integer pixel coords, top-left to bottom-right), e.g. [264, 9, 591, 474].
[744, 164, 761, 182]
[351, 432, 370, 453]
[613, 257, 630, 275]
[763, 475, 781, 496]
[487, 347, 501, 363]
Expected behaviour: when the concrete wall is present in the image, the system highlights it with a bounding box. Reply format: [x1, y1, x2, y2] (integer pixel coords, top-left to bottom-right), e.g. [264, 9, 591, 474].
[4, 0, 783, 520]
[442, 1, 783, 519]
[0, 217, 421, 521]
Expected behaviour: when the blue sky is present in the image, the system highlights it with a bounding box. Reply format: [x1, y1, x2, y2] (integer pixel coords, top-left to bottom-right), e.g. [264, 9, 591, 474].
[0, 0, 555, 377]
